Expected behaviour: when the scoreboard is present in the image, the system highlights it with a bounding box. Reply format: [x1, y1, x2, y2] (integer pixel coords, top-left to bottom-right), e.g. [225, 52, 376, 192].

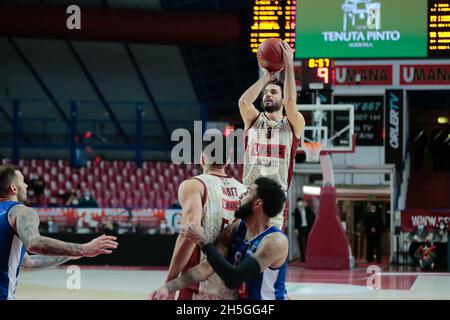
[428, 0, 450, 58]
[251, 0, 450, 58]
[250, 0, 296, 53]
[301, 58, 334, 90]
[251, 0, 448, 91]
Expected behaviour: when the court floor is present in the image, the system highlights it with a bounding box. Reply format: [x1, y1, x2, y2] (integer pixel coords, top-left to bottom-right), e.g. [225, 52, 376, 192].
[15, 265, 450, 300]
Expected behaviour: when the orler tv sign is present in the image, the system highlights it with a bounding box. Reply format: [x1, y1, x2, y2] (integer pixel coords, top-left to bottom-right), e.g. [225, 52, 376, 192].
[384, 90, 403, 169]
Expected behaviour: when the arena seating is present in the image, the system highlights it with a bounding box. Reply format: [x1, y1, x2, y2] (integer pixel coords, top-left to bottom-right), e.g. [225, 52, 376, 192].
[1, 159, 242, 209]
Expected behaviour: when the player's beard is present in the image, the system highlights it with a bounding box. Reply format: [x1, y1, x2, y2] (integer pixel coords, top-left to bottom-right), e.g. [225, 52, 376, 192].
[234, 201, 253, 220]
[261, 100, 282, 113]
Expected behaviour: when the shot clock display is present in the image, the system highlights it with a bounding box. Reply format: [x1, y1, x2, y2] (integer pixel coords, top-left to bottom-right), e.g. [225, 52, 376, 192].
[301, 58, 334, 90]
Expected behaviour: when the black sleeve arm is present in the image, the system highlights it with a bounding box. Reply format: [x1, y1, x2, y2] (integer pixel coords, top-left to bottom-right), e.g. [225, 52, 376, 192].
[201, 243, 261, 289]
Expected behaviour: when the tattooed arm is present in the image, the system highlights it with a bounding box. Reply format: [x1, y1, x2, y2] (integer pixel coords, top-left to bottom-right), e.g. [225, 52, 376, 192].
[9, 204, 118, 257]
[21, 253, 77, 270]
[167, 259, 214, 293]
[149, 255, 214, 300]
[149, 222, 238, 300]
[165, 219, 238, 292]
[181, 223, 288, 289]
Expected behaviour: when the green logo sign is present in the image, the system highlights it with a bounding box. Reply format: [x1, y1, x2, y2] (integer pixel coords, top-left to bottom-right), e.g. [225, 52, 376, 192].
[295, 0, 427, 58]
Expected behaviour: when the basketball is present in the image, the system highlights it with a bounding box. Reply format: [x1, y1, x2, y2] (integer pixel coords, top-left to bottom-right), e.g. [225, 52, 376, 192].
[257, 38, 285, 72]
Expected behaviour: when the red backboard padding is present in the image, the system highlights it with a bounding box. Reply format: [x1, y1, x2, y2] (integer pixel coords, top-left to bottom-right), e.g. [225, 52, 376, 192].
[306, 185, 350, 270]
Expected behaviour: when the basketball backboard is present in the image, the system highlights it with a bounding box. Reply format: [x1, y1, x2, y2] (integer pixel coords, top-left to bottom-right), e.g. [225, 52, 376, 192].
[297, 104, 355, 153]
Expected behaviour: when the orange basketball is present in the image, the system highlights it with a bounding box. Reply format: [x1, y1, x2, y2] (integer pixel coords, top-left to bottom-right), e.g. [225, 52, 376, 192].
[257, 38, 285, 72]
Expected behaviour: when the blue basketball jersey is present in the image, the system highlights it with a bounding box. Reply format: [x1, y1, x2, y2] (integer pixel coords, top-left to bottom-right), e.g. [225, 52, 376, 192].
[230, 220, 288, 300]
[0, 201, 26, 300]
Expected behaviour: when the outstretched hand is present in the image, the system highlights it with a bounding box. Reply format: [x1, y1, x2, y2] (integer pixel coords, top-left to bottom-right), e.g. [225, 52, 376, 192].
[148, 286, 170, 300]
[258, 64, 280, 80]
[82, 234, 118, 257]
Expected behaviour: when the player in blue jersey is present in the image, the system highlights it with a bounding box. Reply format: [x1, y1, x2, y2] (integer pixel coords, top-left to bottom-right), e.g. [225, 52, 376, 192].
[150, 176, 289, 300]
[0, 164, 118, 300]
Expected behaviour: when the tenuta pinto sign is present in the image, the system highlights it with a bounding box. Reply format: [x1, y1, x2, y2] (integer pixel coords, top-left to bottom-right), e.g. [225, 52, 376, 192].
[295, 0, 427, 58]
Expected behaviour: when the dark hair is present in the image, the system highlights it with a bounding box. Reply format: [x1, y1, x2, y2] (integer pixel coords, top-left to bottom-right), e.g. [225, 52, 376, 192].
[0, 164, 19, 196]
[262, 80, 284, 97]
[254, 177, 286, 218]
[202, 136, 231, 167]
[297, 196, 303, 201]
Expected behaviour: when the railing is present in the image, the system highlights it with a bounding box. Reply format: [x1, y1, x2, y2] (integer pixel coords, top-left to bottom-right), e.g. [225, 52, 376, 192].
[0, 98, 208, 164]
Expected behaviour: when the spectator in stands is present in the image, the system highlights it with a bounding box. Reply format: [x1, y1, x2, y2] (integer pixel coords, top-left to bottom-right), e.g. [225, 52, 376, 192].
[103, 216, 114, 234]
[27, 172, 45, 206]
[433, 220, 449, 243]
[408, 222, 433, 265]
[409, 222, 431, 243]
[29, 172, 45, 197]
[57, 189, 69, 205]
[47, 216, 58, 233]
[25, 189, 39, 207]
[47, 194, 60, 208]
[411, 121, 427, 172]
[363, 204, 385, 263]
[414, 241, 437, 271]
[293, 196, 315, 262]
[158, 218, 172, 235]
[103, 216, 120, 235]
[170, 200, 181, 210]
[433, 220, 448, 271]
[65, 189, 80, 207]
[78, 190, 98, 208]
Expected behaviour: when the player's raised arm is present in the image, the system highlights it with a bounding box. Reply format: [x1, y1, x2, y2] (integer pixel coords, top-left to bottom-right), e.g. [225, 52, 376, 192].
[280, 41, 305, 138]
[238, 69, 274, 130]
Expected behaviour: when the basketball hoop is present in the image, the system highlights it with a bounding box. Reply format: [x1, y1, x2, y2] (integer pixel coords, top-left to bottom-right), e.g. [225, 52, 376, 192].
[303, 141, 323, 162]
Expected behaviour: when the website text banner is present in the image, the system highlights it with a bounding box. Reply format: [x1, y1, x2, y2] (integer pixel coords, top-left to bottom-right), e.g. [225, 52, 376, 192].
[401, 209, 450, 232]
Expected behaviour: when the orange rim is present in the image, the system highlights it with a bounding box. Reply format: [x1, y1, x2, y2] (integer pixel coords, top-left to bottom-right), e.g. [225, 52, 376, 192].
[303, 142, 323, 149]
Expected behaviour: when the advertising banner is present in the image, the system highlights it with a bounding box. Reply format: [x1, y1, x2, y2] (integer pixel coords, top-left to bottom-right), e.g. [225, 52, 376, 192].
[295, 0, 427, 58]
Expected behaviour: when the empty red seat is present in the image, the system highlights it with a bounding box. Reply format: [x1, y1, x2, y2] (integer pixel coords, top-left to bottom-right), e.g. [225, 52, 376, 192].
[16, 159, 207, 209]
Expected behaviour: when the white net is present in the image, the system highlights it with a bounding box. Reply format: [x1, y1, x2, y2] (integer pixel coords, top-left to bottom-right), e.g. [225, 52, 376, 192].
[303, 142, 323, 162]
